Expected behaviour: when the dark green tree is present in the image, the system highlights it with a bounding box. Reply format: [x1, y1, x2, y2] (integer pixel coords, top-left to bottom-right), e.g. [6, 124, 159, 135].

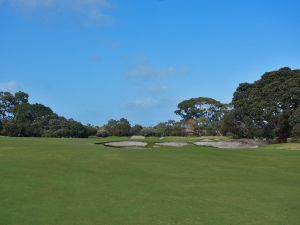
[131, 124, 143, 135]
[140, 127, 161, 137]
[290, 107, 300, 141]
[175, 97, 231, 135]
[0, 91, 16, 120]
[103, 118, 132, 136]
[155, 120, 185, 136]
[231, 67, 300, 142]
[0, 91, 91, 138]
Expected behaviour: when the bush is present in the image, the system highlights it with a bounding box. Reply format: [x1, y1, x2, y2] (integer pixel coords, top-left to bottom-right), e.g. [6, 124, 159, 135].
[155, 120, 186, 136]
[84, 124, 98, 136]
[292, 123, 300, 138]
[140, 128, 161, 137]
[103, 118, 131, 136]
[131, 124, 143, 135]
[290, 137, 300, 143]
[96, 128, 109, 137]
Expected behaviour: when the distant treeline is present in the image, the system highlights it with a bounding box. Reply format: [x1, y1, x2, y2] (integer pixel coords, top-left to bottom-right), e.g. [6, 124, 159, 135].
[1, 67, 300, 142]
[0, 92, 97, 138]
[96, 119, 185, 138]
[98, 67, 300, 143]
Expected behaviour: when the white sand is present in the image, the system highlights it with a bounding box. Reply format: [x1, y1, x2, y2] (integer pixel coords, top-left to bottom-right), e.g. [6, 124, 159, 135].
[104, 141, 147, 147]
[194, 141, 259, 149]
[130, 136, 146, 140]
[155, 142, 189, 147]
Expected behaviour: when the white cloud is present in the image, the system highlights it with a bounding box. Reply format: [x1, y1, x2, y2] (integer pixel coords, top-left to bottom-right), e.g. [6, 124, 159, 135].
[1, 0, 111, 10]
[126, 56, 191, 79]
[89, 53, 102, 64]
[121, 97, 160, 109]
[127, 62, 177, 79]
[0, 0, 114, 25]
[148, 85, 168, 92]
[0, 80, 17, 92]
[132, 97, 158, 108]
[123, 96, 174, 109]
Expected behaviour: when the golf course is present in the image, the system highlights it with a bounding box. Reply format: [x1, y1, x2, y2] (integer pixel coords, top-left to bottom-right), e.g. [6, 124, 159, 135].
[1, 1, 300, 224]
[1, 136, 299, 225]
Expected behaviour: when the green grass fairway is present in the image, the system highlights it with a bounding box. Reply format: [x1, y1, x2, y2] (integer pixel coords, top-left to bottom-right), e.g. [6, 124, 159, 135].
[0, 137, 300, 225]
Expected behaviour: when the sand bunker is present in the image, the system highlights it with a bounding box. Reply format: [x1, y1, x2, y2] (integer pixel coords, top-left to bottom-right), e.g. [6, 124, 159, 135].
[103, 139, 262, 149]
[194, 141, 259, 149]
[130, 136, 145, 140]
[104, 141, 147, 148]
[155, 142, 189, 147]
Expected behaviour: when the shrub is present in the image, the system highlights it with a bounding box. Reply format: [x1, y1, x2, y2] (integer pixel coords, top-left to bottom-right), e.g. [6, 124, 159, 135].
[96, 128, 109, 137]
[140, 128, 161, 137]
[292, 123, 300, 138]
[131, 124, 143, 135]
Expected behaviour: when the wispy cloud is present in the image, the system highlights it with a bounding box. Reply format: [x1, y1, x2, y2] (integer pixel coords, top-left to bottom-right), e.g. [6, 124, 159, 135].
[126, 59, 178, 79]
[0, 0, 115, 25]
[126, 56, 191, 79]
[147, 85, 168, 92]
[132, 97, 159, 108]
[0, 80, 17, 92]
[89, 53, 102, 64]
[123, 96, 175, 110]
[98, 38, 121, 49]
[123, 55, 191, 112]
[121, 97, 159, 109]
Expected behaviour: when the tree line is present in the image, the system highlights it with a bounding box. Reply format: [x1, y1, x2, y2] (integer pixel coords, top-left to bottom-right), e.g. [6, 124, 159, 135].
[0, 92, 97, 137]
[1, 67, 299, 142]
[96, 119, 185, 137]
[97, 67, 300, 142]
[173, 67, 300, 142]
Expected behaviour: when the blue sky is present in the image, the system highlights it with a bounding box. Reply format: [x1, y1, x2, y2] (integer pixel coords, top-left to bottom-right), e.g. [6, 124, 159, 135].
[0, 0, 300, 126]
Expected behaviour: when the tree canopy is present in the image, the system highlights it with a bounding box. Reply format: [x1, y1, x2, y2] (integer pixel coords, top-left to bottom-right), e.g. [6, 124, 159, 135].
[0, 91, 96, 138]
[228, 67, 300, 141]
[175, 97, 231, 135]
[101, 118, 132, 136]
